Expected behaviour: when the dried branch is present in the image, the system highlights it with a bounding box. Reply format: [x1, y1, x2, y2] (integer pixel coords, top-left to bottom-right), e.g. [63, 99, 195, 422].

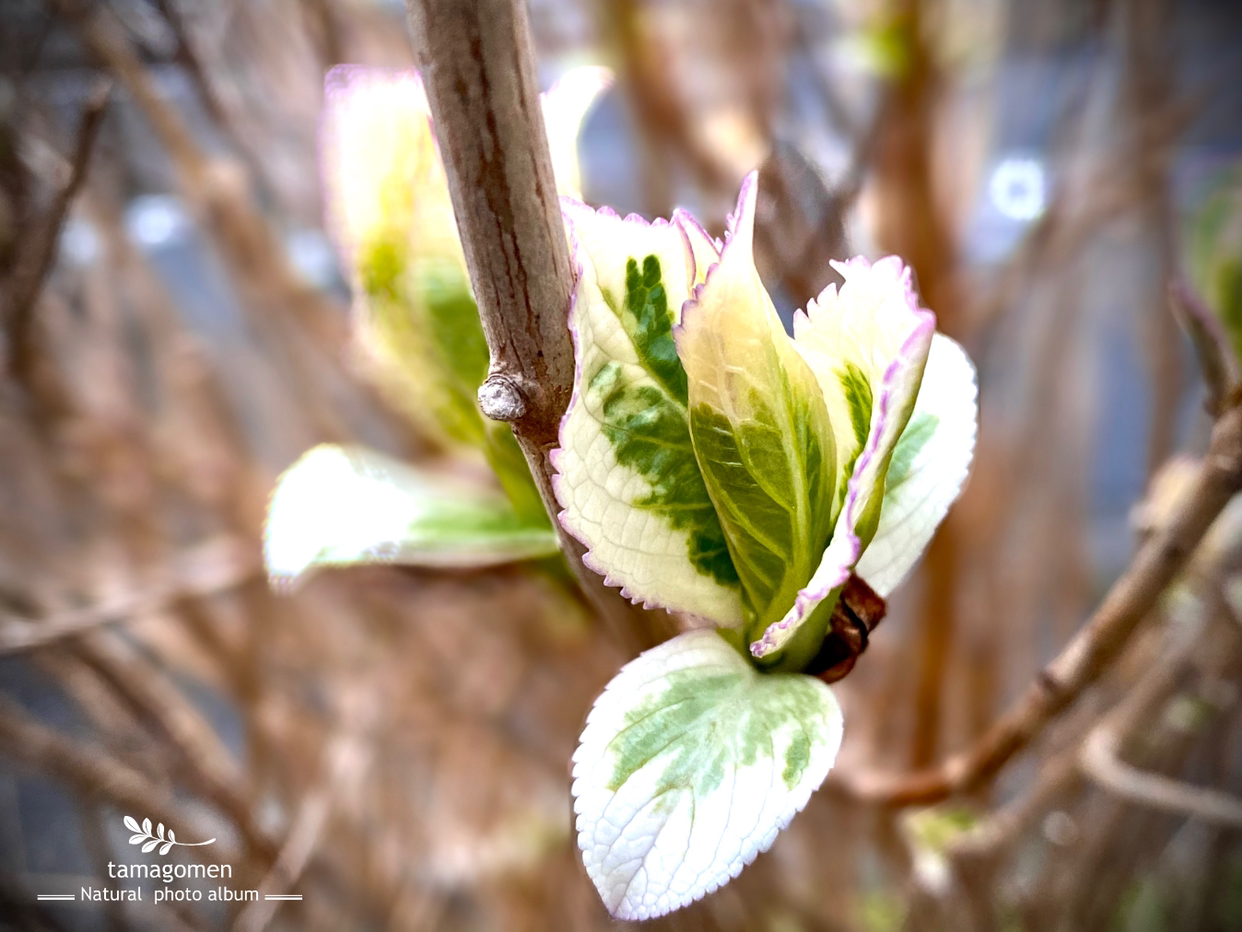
[5, 79, 110, 379]
[1080, 621, 1242, 827]
[232, 690, 375, 932]
[50, 0, 366, 447]
[0, 697, 241, 868]
[0, 535, 258, 655]
[72, 632, 277, 861]
[403, 0, 671, 649]
[840, 401, 1242, 805]
[1170, 277, 1236, 416]
[1082, 720, 1242, 828]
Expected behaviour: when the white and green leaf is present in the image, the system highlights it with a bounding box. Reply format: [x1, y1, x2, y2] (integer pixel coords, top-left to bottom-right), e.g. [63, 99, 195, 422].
[854, 333, 977, 596]
[264, 445, 559, 588]
[572, 629, 843, 920]
[553, 202, 742, 623]
[751, 255, 934, 667]
[674, 173, 837, 645]
[323, 67, 484, 448]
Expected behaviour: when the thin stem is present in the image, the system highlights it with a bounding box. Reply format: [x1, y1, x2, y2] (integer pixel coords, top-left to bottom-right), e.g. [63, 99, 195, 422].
[5, 79, 111, 380]
[839, 401, 1242, 805]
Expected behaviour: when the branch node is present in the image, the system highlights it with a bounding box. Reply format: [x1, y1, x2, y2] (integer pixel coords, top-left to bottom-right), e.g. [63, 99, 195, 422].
[478, 374, 527, 422]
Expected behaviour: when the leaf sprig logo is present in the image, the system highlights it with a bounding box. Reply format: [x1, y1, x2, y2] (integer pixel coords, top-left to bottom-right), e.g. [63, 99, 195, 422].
[123, 815, 215, 855]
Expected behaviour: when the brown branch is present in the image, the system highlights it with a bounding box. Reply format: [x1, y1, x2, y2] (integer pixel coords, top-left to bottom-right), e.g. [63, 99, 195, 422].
[231, 689, 375, 932]
[231, 690, 370, 929]
[0, 697, 240, 867]
[402, 0, 672, 650]
[1082, 720, 1242, 829]
[1079, 622, 1242, 828]
[51, 0, 371, 447]
[1170, 277, 1236, 416]
[5, 79, 110, 379]
[839, 401, 1242, 806]
[72, 632, 278, 862]
[0, 535, 258, 655]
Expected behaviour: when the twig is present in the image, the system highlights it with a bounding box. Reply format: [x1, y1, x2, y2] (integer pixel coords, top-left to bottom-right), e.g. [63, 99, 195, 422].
[839, 401, 1242, 805]
[1079, 620, 1242, 827]
[72, 631, 277, 862]
[1082, 721, 1242, 828]
[51, 0, 371, 444]
[231, 688, 376, 932]
[5, 80, 111, 379]
[403, 0, 672, 650]
[0, 535, 259, 655]
[1170, 277, 1236, 416]
[0, 697, 240, 867]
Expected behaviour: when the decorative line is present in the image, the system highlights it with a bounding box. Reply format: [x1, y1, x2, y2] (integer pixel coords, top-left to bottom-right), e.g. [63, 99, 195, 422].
[264, 895, 302, 901]
[37, 895, 76, 901]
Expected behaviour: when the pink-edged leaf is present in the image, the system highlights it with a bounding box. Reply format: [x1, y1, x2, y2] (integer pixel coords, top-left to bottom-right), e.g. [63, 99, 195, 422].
[552, 200, 743, 624]
[751, 256, 935, 667]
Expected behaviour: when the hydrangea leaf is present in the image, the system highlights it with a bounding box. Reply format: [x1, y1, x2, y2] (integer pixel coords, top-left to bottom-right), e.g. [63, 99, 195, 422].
[572, 629, 843, 920]
[552, 201, 742, 623]
[322, 67, 484, 447]
[264, 445, 559, 587]
[321, 67, 561, 522]
[751, 256, 934, 667]
[854, 333, 977, 596]
[674, 173, 837, 646]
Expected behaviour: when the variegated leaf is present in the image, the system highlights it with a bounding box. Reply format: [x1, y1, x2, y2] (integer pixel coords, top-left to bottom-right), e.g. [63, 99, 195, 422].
[264, 445, 559, 588]
[675, 173, 837, 647]
[752, 255, 934, 667]
[323, 67, 485, 448]
[322, 67, 549, 520]
[553, 202, 742, 623]
[854, 333, 977, 596]
[572, 629, 843, 920]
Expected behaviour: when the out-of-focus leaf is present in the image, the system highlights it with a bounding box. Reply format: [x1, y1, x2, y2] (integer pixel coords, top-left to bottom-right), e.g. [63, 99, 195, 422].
[572, 629, 842, 920]
[675, 173, 837, 649]
[482, 422, 550, 528]
[1188, 163, 1242, 367]
[323, 67, 485, 448]
[264, 445, 559, 588]
[553, 201, 743, 624]
[322, 66, 606, 526]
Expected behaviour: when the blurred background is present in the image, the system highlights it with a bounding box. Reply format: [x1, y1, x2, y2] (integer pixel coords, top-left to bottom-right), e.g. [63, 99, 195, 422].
[2, 0, 1242, 930]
